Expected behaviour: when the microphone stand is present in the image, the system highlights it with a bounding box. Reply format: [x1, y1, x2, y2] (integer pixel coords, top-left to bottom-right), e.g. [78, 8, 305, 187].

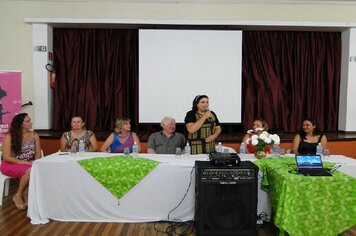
[21, 101, 33, 108]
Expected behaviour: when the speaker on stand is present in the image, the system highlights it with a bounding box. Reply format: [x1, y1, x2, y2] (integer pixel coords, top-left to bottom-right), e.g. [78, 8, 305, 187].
[195, 161, 258, 236]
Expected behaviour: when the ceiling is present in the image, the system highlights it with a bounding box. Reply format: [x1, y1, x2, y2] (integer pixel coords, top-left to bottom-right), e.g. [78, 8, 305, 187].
[116, 0, 356, 3]
[24, 0, 356, 31]
[17, 0, 356, 4]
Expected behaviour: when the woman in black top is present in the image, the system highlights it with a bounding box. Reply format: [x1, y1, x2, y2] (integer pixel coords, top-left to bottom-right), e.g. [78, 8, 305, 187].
[292, 118, 327, 154]
[184, 95, 221, 154]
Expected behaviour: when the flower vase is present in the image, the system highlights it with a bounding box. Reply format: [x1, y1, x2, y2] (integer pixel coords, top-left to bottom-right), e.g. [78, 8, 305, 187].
[255, 150, 266, 159]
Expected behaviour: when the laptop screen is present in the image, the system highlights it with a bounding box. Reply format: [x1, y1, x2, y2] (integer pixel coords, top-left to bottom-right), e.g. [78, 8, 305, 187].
[295, 155, 323, 169]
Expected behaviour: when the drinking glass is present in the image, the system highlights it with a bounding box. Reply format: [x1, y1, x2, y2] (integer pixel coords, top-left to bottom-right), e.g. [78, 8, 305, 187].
[175, 148, 182, 156]
[323, 149, 330, 158]
[124, 147, 130, 155]
[223, 148, 230, 153]
[70, 145, 77, 157]
[279, 148, 286, 157]
[70, 145, 77, 153]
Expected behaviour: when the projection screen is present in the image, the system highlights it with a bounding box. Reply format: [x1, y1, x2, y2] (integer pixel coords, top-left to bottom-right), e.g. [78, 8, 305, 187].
[139, 29, 242, 123]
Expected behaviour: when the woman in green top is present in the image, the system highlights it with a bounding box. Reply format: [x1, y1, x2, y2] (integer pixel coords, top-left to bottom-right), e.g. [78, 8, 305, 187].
[184, 95, 221, 154]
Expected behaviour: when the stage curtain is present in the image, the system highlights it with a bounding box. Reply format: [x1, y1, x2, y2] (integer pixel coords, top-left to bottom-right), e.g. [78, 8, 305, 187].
[242, 31, 341, 132]
[52, 29, 138, 131]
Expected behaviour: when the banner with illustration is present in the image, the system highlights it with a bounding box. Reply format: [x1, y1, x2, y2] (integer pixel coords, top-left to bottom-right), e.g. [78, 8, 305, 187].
[0, 71, 22, 144]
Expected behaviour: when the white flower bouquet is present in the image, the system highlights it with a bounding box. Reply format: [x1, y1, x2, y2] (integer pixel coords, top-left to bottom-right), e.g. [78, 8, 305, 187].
[246, 129, 280, 156]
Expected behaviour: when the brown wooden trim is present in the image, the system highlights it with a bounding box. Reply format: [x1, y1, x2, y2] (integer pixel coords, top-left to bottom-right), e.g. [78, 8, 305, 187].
[39, 136, 356, 158]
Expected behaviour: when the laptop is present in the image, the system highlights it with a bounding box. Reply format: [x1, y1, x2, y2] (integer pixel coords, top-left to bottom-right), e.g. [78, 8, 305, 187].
[295, 154, 332, 176]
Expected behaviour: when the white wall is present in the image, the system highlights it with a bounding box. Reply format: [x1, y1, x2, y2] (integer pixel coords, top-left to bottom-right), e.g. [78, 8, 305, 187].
[339, 29, 356, 131]
[1, 1, 356, 129]
[32, 24, 53, 129]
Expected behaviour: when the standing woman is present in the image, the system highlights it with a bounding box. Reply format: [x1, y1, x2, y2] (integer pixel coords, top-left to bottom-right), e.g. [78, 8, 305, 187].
[100, 117, 141, 153]
[0, 113, 42, 209]
[60, 116, 98, 152]
[184, 95, 221, 154]
[292, 118, 327, 154]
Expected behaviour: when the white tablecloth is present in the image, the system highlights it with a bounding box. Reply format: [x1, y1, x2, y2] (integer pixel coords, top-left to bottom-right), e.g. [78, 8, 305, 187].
[28, 152, 205, 224]
[27, 153, 354, 224]
[322, 154, 356, 177]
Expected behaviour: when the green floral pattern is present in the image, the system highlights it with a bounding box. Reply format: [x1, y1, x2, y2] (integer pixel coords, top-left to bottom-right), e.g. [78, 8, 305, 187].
[255, 157, 356, 236]
[77, 156, 159, 199]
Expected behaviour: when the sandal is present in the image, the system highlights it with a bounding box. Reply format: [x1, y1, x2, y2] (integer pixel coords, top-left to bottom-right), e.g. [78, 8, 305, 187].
[13, 196, 27, 210]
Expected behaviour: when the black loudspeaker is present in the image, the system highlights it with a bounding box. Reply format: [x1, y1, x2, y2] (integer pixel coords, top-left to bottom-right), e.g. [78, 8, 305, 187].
[195, 161, 258, 236]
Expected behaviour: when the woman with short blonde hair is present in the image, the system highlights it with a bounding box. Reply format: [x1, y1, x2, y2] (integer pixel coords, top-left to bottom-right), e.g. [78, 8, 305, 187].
[101, 117, 141, 153]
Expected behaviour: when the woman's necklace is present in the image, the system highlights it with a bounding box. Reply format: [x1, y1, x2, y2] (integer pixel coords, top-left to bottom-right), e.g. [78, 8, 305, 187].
[71, 129, 84, 139]
[119, 133, 128, 138]
[305, 134, 318, 142]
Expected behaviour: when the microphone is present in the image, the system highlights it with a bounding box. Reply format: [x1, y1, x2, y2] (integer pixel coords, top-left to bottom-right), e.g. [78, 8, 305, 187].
[21, 101, 33, 108]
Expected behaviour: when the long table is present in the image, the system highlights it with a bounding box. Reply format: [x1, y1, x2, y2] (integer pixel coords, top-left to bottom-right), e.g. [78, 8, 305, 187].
[27, 153, 355, 226]
[255, 156, 356, 236]
[28, 152, 272, 224]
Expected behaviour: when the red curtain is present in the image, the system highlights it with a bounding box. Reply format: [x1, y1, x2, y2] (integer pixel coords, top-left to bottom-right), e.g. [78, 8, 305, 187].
[242, 31, 341, 132]
[52, 29, 138, 131]
[52, 29, 341, 133]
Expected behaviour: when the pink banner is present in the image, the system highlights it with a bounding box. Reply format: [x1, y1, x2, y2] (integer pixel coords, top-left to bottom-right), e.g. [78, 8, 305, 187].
[0, 71, 22, 144]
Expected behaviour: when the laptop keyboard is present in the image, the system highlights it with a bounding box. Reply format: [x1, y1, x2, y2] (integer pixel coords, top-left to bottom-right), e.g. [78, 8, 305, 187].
[299, 168, 332, 176]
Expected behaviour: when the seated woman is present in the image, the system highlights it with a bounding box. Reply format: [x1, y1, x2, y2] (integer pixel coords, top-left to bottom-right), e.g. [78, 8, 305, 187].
[242, 118, 271, 153]
[100, 117, 141, 153]
[60, 116, 97, 152]
[0, 113, 42, 209]
[292, 118, 327, 154]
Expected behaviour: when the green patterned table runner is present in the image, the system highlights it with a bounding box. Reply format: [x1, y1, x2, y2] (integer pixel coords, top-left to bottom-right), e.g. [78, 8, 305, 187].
[77, 156, 159, 199]
[255, 157, 356, 236]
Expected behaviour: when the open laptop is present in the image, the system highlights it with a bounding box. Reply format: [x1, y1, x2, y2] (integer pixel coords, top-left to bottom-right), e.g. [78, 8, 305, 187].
[295, 154, 332, 176]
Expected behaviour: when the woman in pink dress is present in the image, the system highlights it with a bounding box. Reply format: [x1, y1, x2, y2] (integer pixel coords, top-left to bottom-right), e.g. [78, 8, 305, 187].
[0, 113, 42, 209]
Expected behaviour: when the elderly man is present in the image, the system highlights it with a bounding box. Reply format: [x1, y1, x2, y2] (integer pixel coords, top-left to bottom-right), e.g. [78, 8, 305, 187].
[147, 116, 185, 154]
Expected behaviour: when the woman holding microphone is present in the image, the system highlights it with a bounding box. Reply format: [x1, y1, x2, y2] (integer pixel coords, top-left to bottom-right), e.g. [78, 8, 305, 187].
[184, 95, 221, 154]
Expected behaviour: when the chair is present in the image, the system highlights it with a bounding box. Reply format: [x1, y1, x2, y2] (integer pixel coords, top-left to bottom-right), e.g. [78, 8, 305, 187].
[0, 164, 13, 206]
[0, 150, 44, 206]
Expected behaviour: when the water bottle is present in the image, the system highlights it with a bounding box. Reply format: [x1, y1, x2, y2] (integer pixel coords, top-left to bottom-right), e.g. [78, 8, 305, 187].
[216, 142, 222, 154]
[273, 144, 280, 158]
[132, 142, 138, 158]
[239, 142, 246, 154]
[184, 142, 191, 157]
[316, 143, 323, 156]
[78, 140, 85, 152]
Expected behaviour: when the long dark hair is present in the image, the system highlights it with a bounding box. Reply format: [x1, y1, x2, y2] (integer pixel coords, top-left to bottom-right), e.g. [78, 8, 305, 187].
[299, 118, 322, 140]
[192, 95, 209, 111]
[9, 113, 28, 156]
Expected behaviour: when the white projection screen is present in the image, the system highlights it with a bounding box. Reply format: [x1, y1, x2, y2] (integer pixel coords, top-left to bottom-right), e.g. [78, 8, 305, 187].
[139, 29, 242, 123]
